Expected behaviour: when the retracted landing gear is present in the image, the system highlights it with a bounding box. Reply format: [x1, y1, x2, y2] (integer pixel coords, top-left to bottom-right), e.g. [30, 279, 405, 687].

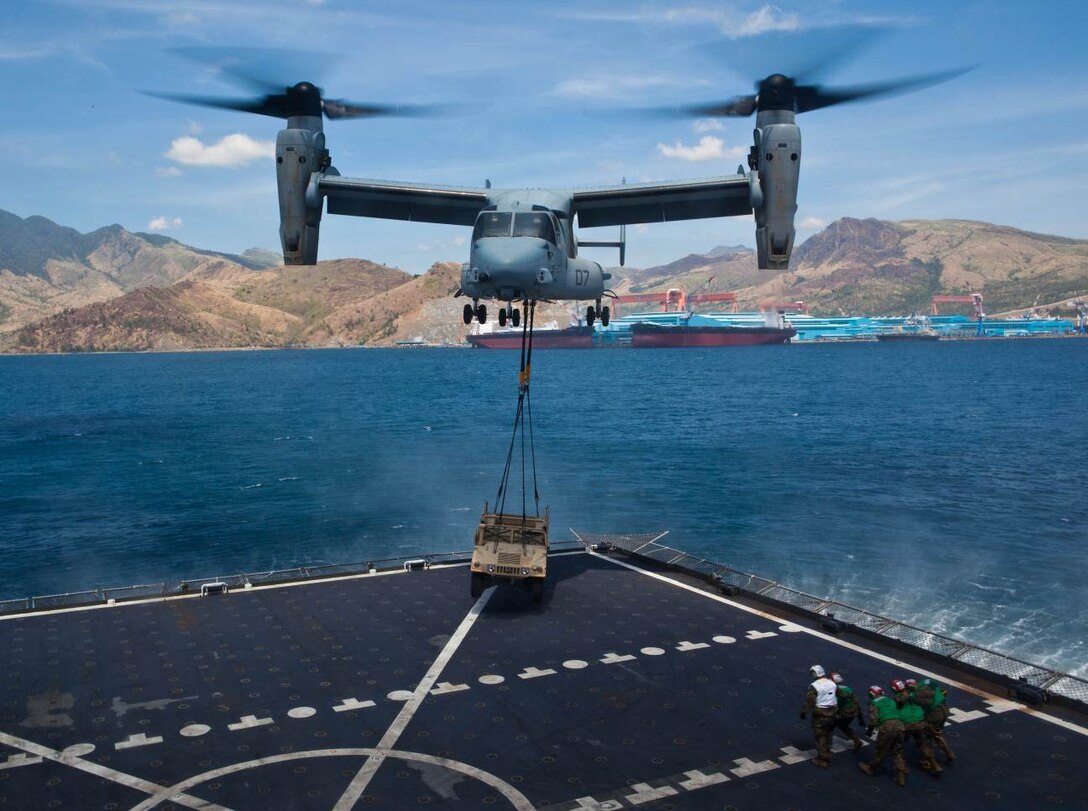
[585, 300, 610, 328]
[463, 300, 488, 325]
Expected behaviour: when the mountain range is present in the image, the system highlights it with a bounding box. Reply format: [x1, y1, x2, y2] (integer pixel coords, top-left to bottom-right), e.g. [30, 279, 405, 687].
[2, 209, 1086, 353]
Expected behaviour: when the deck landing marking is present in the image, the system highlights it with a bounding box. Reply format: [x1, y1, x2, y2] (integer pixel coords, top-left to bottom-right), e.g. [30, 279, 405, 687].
[639, 647, 665, 656]
[591, 551, 1088, 737]
[429, 681, 470, 695]
[571, 797, 622, 810]
[730, 757, 780, 777]
[333, 585, 498, 811]
[227, 714, 272, 731]
[712, 635, 737, 644]
[287, 706, 317, 718]
[949, 707, 989, 723]
[479, 674, 505, 685]
[333, 698, 376, 712]
[745, 630, 778, 640]
[678, 769, 730, 789]
[61, 743, 94, 757]
[624, 781, 678, 804]
[676, 640, 710, 652]
[778, 745, 817, 764]
[519, 666, 557, 679]
[115, 733, 163, 750]
[0, 752, 43, 770]
[0, 729, 226, 810]
[179, 724, 210, 737]
[599, 652, 636, 664]
[564, 659, 590, 668]
[386, 689, 414, 701]
[985, 698, 1021, 714]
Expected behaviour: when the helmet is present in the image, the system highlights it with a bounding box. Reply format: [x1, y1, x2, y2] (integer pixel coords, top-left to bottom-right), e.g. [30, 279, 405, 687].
[810, 665, 826, 678]
[904, 678, 918, 689]
[868, 685, 884, 698]
[890, 679, 907, 693]
[830, 672, 844, 684]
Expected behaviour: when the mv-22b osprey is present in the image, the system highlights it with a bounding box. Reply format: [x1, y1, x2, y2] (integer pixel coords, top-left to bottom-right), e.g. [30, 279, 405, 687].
[156, 61, 963, 327]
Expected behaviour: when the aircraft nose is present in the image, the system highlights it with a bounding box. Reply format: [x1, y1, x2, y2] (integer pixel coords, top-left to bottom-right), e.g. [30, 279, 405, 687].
[474, 238, 548, 275]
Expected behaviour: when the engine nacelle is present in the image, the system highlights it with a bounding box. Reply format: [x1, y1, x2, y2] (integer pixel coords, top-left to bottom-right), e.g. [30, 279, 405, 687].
[752, 120, 800, 270]
[276, 121, 326, 265]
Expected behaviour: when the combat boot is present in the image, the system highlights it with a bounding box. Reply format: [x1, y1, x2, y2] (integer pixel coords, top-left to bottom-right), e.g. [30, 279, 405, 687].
[858, 762, 875, 776]
[812, 757, 830, 768]
[851, 734, 864, 752]
[894, 768, 907, 786]
[922, 759, 943, 775]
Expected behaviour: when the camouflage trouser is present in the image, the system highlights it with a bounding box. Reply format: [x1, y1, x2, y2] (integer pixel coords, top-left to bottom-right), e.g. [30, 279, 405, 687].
[925, 705, 955, 760]
[834, 712, 863, 742]
[869, 719, 906, 773]
[903, 720, 936, 764]
[812, 707, 838, 761]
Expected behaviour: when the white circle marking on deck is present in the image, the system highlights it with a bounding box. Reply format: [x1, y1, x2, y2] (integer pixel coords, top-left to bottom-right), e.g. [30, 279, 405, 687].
[288, 706, 316, 719]
[387, 690, 414, 702]
[62, 743, 95, 757]
[640, 647, 666, 656]
[179, 724, 211, 737]
[479, 674, 505, 685]
[712, 635, 737, 644]
[779, 624, 803, 633]
[563, 659, 589, 669]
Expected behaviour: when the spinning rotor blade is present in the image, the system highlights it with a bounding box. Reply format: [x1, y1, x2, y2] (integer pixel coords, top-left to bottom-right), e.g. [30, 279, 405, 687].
[792, 66, 974, 113]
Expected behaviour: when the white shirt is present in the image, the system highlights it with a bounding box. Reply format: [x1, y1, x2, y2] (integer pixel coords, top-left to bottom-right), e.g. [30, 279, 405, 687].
[811, 677, 838, 709]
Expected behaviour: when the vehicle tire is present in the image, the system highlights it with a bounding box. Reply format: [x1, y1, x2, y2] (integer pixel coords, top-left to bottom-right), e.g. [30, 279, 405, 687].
[477, 304, 487, 324]
[498, 308, 507, 327]
[601, 306, 610, 326]
[586, 306, 595, 327]
[512, 308, 521, 327]
[531, 578, 544, 604]
[463, 304, 473, 325]
[470, 572, 485, 599]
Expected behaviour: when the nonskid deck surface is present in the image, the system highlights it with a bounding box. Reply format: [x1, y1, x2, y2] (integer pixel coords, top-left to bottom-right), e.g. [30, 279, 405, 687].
[1, 551, 1085, 810]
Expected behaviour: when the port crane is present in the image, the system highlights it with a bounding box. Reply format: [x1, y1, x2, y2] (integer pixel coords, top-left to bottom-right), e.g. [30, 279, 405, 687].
[931, 290, 985, 336]
[1074, 300, 1087, 334]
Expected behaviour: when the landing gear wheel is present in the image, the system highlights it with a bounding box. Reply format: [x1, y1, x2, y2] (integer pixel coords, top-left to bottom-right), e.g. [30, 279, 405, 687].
[530, 578, 544, 604]
[476, 304, 487, 324]
[470, 572, 486, 599]
[498, 308, 507, 327]
[601, 306, 610, 326]
[463, 303, 473, 325]
[586, 306, 595, 327]
[512, 308, 521, 327]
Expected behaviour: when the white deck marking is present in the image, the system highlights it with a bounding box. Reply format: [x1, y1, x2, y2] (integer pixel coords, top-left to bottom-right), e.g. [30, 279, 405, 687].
[226, 714, 272, 731]
[984, 698, 1021, 714]
[675, 641, 710, 652]
[179, 724, 211, 737]
[678, 769, 729, 790]
[949, 707, 989, 723]
[593, 551, 1088, 736]
[332, 585, 497, 811]
[115, 733, 163, 750]
[287, 706, 317, 719]
[0, 729, 230, 810]
[62, 743, 95, 757]
[332, 698, 376, 712]
[745, 630, 777, 640]
[599, 652, 636, 664]
[386, 690, 413, 701]
[563, 659, 590, 669]
[729, 756, 780, 777]
[712, 635, 736, 644]
[0, 752, 43, 770]
[777, 745, 817, 765]
[571, 797, 623, 810]
[479, 674, 505, 685]
[639, 647, 665, 656]
[624, 782, 678, 804]
[518, 666, 557, 679]
[429, 681, 470, 695]
[131, 747, 532, 811]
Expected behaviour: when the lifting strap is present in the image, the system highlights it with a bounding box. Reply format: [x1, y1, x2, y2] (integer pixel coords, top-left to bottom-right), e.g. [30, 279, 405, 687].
[495, 301, 540, 521]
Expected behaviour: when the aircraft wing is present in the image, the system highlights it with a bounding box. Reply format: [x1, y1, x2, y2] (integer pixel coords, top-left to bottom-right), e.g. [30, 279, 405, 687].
[316, 175, 490, 227]
[572, 175, 751, 228]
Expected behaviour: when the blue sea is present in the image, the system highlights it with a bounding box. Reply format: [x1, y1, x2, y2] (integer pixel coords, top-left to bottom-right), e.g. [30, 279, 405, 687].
[2, 341, 1086, 677]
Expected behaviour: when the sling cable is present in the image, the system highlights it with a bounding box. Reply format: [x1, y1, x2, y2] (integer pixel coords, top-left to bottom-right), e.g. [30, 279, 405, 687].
[494, 299, 541, 521]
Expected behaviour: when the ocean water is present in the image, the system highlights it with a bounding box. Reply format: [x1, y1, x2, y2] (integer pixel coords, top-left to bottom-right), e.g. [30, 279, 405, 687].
[1, 341, 1086, 677]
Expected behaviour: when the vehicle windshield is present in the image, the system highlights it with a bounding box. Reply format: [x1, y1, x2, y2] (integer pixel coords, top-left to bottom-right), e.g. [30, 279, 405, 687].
[472, 212, 512, 240]
[512, 212, 557, 244]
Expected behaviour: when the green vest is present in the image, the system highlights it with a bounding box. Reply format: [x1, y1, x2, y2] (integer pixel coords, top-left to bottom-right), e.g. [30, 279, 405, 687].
[917, 679, 947, 708]
[898, 698, 924, 724]
[836, 686, 859, 715]
[872, 695, 899, 724]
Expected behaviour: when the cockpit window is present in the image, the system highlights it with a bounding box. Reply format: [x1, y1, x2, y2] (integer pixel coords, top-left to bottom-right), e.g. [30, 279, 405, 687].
[473, 212, 512, 240]
[512, 212, 557, 244]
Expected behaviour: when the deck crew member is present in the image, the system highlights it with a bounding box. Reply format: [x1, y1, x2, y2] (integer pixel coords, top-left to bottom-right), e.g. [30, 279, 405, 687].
[830, 672, 864, 751]
[913, 677, 956, 764]
[859, 685, 908, 786]
[892, 678, 941, 773]
[799, 664, 838, 767]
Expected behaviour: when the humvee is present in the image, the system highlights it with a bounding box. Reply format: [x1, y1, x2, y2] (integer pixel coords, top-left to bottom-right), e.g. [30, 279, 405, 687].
[470, 502, 548, 602]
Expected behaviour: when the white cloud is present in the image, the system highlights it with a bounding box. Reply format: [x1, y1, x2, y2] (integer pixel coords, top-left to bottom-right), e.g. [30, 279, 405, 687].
[453, 236, 466, 247]
[165, 133, 274, 168]
[732, 5, 801, 37]
[657, 136, 745, 162]
[799, 216, 827, 229]
[155, 166, 182, 178]
[147, 216, 183, 231]
[693, 119, 724, 133]
[551, 74, 704, 100]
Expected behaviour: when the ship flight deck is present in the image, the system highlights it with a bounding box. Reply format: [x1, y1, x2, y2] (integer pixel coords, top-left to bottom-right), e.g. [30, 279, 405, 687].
[2, 540, 1085, 810]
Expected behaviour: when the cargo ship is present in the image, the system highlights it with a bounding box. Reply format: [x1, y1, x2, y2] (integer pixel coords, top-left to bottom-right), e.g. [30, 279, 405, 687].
[876, 330, 941, 342]
[466, 324, 594, 349]
[630, 321, 796, 347]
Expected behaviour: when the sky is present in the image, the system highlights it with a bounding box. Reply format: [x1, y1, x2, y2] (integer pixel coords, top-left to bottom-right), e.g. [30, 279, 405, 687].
[3, 0, 1087, 273]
